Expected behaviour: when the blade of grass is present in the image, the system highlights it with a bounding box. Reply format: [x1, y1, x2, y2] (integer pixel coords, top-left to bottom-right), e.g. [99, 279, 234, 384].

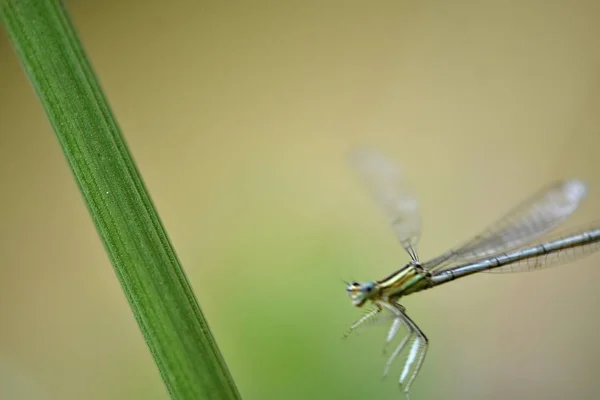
[0, 1, 242, 399]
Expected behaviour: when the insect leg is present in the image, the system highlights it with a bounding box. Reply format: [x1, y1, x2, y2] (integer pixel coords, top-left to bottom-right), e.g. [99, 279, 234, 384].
[343, 306, 386, 338]
[397, 312, 429, 394]
[382, 327, 412, 377]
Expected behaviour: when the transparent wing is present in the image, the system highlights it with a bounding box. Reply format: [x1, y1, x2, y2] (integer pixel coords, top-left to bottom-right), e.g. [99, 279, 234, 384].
[429, 226, 600, 278]
[350, 148, 421, 261]
[484, 226, 600, 274]
[422, 179, 588, 273]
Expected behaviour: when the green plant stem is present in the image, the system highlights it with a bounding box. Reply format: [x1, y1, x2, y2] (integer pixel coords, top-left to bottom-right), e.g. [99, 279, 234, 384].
[0, 1, 242, 399]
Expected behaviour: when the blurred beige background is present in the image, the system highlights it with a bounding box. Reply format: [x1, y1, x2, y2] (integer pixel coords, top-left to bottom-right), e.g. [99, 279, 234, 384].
[2, 1, 600, 399]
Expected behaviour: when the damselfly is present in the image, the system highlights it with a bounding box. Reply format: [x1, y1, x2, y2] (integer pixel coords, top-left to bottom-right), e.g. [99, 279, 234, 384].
[344, 148, 600, 399]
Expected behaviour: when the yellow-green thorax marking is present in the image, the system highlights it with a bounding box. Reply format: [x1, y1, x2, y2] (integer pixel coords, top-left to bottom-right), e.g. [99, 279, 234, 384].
[346, 262, 432, 308]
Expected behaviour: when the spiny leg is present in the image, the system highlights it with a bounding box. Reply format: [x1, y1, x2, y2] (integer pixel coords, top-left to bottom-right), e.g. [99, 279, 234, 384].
[382, 302, 407, 354]
[382, 316, 404, 355]
[397, 313, 429, 395]
[343, 306, 387, 338]
[382, 329, 411, 377]
[377, 301, 429, 396]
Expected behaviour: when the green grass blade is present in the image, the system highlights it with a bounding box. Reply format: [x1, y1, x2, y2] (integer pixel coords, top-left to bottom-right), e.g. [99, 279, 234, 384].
[0, 1, 242, 399]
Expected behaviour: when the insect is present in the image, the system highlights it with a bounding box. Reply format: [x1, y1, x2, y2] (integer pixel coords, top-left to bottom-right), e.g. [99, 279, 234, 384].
[344, 148, 600, 399]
